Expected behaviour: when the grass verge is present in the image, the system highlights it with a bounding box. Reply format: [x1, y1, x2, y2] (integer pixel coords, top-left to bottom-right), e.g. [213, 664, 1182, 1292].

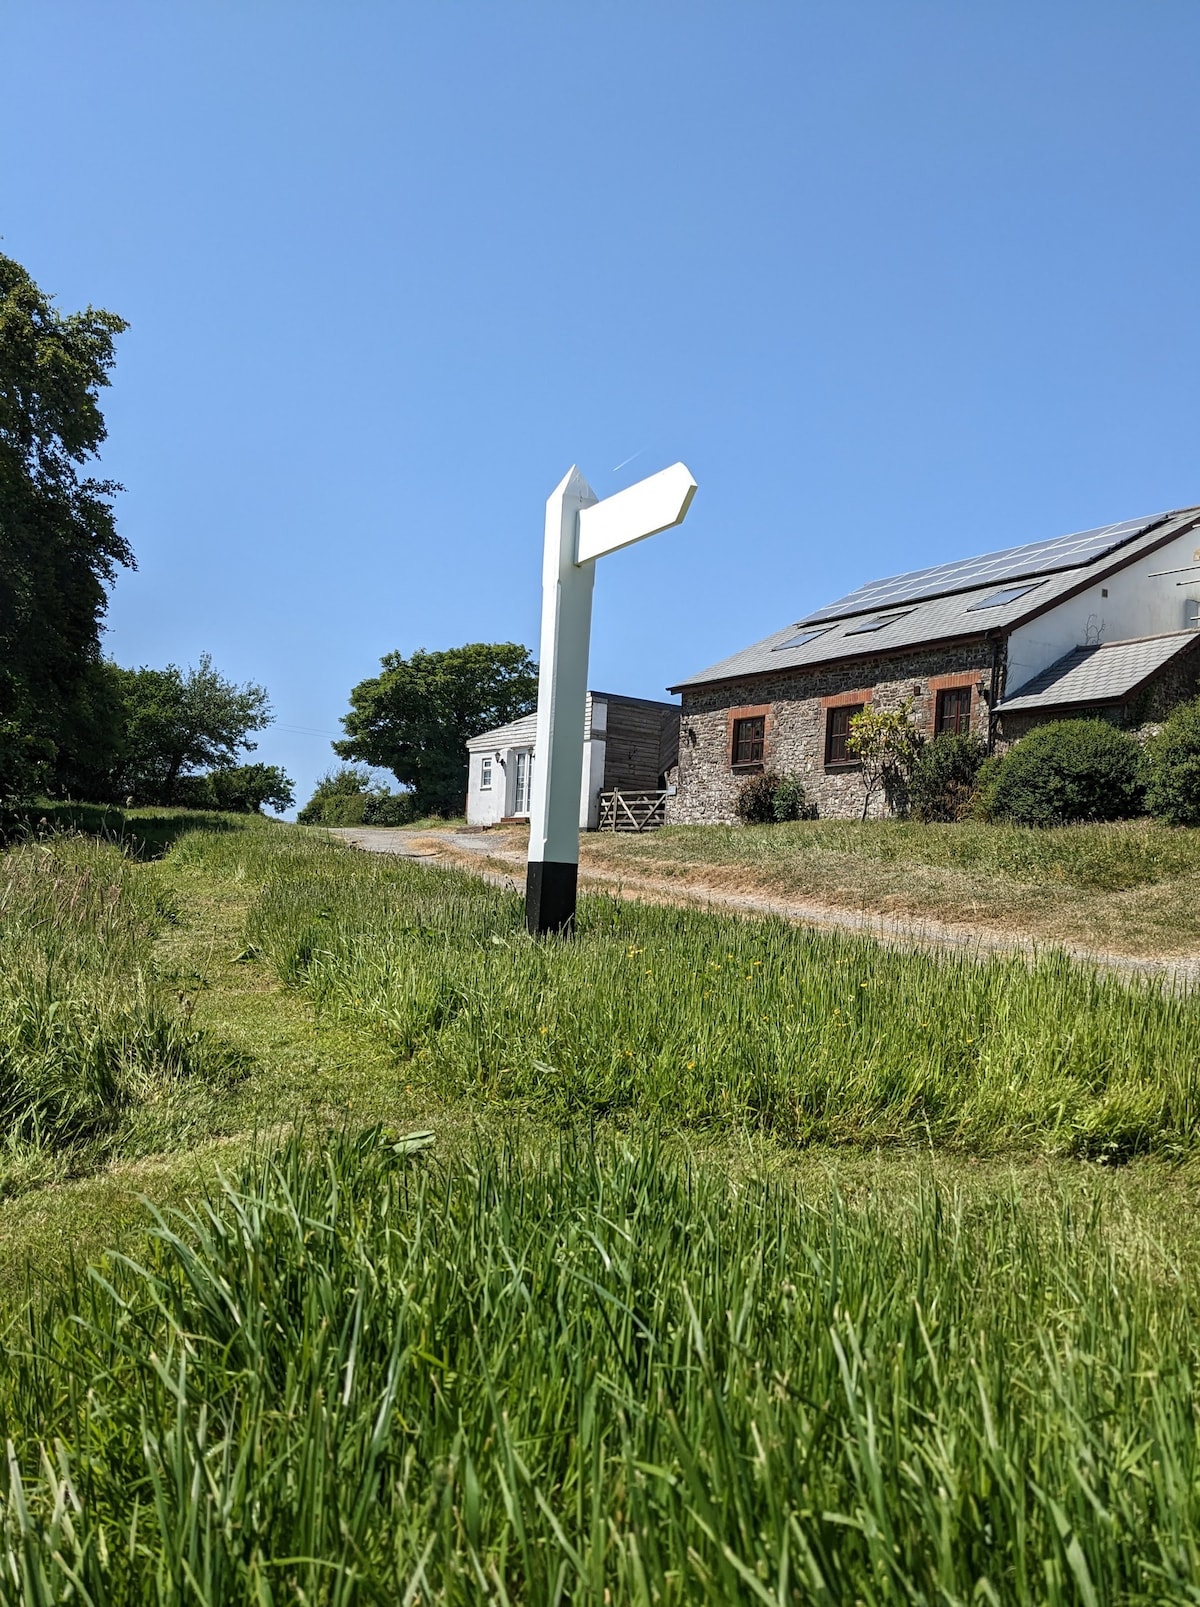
[578, 817, 1200, 958]
[4, 815, 1200, 1597]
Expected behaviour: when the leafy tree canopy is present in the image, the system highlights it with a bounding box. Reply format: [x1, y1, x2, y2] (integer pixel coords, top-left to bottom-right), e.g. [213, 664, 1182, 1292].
[847, 702, 924, 820]
[175, 763, 295, 815]
[297, 766, 414, 827]
[0, 252, 132, 797]
[112, 654, 273, 804]
[335, 643, 538, 816]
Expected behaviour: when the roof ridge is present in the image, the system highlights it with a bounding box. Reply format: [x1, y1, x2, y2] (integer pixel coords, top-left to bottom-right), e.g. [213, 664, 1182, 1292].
[1088, 628, 1199, 649]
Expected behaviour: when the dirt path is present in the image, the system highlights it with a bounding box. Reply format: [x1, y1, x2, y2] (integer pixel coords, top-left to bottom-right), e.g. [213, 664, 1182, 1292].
[325, 827, 1200, 987]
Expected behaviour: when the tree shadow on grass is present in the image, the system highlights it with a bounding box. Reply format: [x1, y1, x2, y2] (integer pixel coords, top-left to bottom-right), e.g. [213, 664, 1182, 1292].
[1, 803, 246, 860]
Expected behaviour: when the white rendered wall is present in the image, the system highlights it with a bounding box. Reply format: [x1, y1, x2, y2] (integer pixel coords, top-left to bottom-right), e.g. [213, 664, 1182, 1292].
[466, 751, 506, 827]
[1007, 525, 1200, 694]
[466, 739, 599, 827]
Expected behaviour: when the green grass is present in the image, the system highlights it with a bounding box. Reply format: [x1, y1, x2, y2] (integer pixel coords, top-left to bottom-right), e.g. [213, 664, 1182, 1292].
[5, 816, 1199, 1206]
[593, 816, 1200, 892]
[579, 817, 1200, 957]
[6, 813, 1200, 1599]
[1, 801, 247, 860]
[0, 833, 246, 1198]
[243, 828, 1200, 1161]
[5, 1130, 1200, 1603]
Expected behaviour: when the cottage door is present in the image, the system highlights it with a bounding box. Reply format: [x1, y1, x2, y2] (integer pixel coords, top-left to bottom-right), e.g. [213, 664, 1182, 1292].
[514, 750, 532, 815]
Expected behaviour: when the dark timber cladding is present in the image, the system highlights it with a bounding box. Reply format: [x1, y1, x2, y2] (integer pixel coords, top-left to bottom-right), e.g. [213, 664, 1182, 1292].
[604, 696, 678, 790]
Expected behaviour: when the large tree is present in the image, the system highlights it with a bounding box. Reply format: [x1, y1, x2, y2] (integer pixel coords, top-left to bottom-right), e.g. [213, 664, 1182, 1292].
[175, 762, 295, 815]
[112, 654, 273, 803]
[335, 643, 538, 816]
[0, 253, 132, 797]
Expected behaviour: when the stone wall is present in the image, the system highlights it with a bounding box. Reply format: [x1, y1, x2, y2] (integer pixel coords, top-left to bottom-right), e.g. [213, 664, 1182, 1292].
[1121, 636, 1200, 725]
[669, 641, 997, 824]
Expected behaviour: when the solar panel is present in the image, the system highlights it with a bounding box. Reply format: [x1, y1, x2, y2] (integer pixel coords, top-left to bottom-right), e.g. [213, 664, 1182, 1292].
[803, 513, 1168, 624]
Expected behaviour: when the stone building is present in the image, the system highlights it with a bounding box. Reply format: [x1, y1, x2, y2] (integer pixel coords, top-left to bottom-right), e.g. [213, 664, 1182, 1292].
[669, 505, 1200, 823]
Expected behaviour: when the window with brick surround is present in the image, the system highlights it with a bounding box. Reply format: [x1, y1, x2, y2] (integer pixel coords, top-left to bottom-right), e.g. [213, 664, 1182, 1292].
[731, 715, 766, 767]
[825, 704, 864, 765]
[935, 687, 972, 736]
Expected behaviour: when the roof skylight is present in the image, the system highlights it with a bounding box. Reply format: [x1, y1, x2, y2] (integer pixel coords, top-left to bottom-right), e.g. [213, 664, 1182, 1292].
[968, 582, 1044, 611]
[772, 627, 833, 651]
[844, 610, 915, 635]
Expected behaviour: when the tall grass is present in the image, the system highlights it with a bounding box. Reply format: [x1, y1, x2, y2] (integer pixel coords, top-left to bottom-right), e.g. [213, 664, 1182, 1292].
[241, 834, 1200, 1160]
[0, 835, 243, 1193]
[591, 817, 1200, 892]
[3, 1129, 1199, 1602]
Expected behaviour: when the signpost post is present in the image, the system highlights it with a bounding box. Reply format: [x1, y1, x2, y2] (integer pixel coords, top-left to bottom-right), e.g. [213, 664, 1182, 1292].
[525, 461, 697, 936]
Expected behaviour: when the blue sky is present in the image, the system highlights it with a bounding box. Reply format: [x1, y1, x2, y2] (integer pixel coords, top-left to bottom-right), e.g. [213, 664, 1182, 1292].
[3, 2, 1198, 811]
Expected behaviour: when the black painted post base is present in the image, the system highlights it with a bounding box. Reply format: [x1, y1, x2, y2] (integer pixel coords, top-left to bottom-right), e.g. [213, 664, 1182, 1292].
[525, 860, 578, 937]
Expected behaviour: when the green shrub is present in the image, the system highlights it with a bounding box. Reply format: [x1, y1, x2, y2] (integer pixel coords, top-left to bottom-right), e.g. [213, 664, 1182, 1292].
[735, 772, 810, 825]
[363, 789, 415, 826]
[170, 774, 217, 810]
[297, 767, 413, 826]
[909, 732, 986, 822]
[847, 702, 924, 819]
[983, 719, 1144, 826]
[297, 766, 370, 824]
[324, 790, 369, 825]
[772, 773, 809, 822]
[734, 771, 779, 824]
[1145, 698, 1200, 826]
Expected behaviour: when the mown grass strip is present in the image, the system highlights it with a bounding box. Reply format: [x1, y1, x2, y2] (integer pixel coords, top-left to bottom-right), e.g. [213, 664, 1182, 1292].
[3, 1130, 1199, 1602]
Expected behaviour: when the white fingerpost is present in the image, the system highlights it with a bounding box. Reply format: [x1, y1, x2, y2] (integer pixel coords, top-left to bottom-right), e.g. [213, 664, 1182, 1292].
[526, 461, 697, 935]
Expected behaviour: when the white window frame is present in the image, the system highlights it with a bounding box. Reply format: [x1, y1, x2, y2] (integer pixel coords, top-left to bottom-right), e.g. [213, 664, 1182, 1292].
[480, 756, 493, 790]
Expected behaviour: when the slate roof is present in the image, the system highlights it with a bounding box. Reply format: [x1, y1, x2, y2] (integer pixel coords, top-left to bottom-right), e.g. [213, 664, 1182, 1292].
[996, 632, 1200, 712]
[670, 507, 1200, 691]
[466, 710, 540, 752]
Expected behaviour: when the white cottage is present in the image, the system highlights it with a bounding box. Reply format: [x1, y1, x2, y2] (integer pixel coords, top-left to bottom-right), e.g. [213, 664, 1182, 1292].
[466, 691, 680, 829]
